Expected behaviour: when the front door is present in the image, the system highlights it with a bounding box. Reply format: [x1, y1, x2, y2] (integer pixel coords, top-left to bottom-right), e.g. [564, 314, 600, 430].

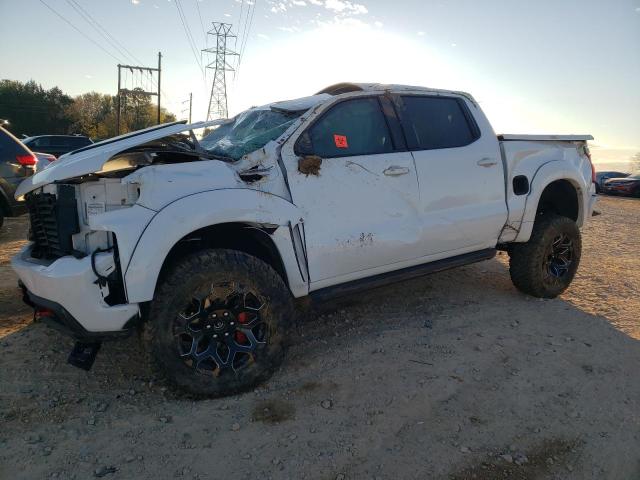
[281, 96, 422, 289]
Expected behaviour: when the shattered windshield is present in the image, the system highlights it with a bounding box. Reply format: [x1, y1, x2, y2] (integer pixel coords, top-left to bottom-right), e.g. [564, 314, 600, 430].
[200, 108, 303, 161]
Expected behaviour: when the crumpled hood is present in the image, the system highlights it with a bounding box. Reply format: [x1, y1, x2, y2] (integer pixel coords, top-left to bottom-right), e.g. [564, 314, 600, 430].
[15, 120, 227, 198]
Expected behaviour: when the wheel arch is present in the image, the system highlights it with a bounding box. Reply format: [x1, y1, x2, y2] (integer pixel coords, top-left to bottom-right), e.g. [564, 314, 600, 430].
[124, 189, 309, 304]
[514, 161, 590, 243]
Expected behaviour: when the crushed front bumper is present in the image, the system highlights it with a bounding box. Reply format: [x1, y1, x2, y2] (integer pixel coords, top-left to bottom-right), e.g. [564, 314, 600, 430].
[12, 245, 139, 338]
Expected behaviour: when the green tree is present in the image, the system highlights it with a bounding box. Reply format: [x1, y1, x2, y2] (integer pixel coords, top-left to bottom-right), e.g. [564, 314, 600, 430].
[0, 79, 176, 140]
[0, 79, 74, 136]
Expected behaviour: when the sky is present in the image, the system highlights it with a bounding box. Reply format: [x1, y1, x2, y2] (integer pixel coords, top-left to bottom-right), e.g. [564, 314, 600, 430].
[1, 0, 639, 167]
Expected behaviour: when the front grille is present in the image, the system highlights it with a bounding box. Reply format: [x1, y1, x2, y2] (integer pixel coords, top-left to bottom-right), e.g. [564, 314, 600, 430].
[26, 185, 80, 260]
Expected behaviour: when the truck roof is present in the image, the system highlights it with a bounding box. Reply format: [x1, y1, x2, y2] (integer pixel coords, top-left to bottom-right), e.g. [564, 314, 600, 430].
[315, 82, 477, 103]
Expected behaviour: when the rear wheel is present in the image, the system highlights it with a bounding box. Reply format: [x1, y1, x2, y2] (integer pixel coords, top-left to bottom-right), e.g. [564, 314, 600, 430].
[509, 214, 581, 298]
[147, 249, 293, 397]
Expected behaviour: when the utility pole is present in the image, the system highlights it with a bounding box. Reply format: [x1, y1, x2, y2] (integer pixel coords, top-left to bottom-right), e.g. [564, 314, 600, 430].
[181, 92, 192, 123]
[116, 51, 163, 135]
[202, 23, 238, 121]
[157, 52, 162, 125]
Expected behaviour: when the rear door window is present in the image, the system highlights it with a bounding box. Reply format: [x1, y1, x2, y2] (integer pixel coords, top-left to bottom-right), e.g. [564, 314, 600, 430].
[304, 97, 393, 158]
[398, 96, 478, 151]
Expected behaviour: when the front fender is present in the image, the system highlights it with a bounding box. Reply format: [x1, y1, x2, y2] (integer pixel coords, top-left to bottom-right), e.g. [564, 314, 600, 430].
[124, 188, 308, 302]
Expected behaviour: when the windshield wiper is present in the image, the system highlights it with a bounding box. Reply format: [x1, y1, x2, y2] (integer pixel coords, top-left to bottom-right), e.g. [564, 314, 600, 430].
[198, 151, 236, 162]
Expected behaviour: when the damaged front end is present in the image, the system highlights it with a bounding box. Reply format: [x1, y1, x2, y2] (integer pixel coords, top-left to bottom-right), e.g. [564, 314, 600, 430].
[13, 121, 233, 341]
[11, 96, 325, 368]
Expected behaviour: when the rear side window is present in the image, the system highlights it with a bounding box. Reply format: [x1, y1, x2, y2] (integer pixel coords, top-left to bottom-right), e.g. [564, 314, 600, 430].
[399, 96, 478, 150]
[70, 137, 91, 148]
[51, 136, 69, 147]
[305, 97, 393, 158]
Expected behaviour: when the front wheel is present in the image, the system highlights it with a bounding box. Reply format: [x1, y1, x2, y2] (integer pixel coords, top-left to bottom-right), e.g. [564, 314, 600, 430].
[147, 249, 293, 397]
[509, 214, 582, 298]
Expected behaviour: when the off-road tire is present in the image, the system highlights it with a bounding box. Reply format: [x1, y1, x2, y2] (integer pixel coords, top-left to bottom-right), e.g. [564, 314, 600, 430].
[509, 214, 581, 298]
[147, 249, 293, 397]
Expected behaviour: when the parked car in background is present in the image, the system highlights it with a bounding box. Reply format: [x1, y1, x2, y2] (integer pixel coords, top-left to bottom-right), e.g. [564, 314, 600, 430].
[34, 152, 57, 172]
[21, 135, 92, 158]
[0, 127, 36, 228]
[602, 172, 640, 197]
[595, 170, 629, 193]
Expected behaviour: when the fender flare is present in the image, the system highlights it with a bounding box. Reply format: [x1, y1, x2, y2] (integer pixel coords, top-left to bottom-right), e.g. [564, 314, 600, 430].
[514, 160, 588, 242]
[124, 188, 308, 302]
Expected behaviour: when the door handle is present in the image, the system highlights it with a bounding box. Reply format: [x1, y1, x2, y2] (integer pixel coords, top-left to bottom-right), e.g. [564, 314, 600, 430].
[477, 158, 498, 168]
[384, 166, 410, 176]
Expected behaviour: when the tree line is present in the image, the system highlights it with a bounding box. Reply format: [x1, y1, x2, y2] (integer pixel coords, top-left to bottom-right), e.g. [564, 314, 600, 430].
[0, 79, 176, 140]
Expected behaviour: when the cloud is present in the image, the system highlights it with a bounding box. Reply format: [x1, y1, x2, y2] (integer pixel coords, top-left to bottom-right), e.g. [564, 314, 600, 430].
[308, 0, 323, 4]
[257, 33, 270, 39]
[291, 0, 307, 5]
[374, 20, 383, 28]
[224, 13, 232, 17]
[131, 0, 140, 4]
[270, 2, 287, 13]
[278, 26, 302, 32]
[417, 31, 425, 36]
[324, 0, 367, 14]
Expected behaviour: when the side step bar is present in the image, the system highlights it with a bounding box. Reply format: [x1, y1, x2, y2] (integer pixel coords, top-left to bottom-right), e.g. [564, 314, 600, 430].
[310, 248, 496, 302]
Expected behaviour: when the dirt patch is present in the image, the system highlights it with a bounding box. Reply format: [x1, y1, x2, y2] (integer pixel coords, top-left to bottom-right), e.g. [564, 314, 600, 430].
[251, 399, 296, 424]
[298, 155, 322, 175]
[449, 438, 580, 480]
[0, 197, 639, 479]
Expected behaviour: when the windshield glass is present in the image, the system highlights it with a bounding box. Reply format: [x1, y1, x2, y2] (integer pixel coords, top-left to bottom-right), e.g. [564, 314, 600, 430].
[200, 108, 302, 160]
[629, 173, 640, 179]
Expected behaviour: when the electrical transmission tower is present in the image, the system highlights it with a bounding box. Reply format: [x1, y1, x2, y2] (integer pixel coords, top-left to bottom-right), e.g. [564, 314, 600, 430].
[202, 23, 238, 121]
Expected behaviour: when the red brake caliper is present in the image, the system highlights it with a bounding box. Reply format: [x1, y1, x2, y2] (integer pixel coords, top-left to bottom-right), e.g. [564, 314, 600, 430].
[235, 312, 249, 344]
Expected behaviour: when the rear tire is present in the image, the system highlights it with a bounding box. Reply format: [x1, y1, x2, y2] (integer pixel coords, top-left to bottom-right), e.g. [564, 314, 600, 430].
[147, 249, 293, 397]
[509, 214, 581, 298]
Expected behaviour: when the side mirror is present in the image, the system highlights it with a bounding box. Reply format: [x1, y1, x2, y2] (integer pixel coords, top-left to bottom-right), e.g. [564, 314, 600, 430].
[295, 131, 313, 157]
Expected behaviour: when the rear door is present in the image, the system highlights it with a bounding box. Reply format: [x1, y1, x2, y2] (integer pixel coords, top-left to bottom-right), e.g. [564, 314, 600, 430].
[395, 94, 507, 255]
[281, 95, 422, 288]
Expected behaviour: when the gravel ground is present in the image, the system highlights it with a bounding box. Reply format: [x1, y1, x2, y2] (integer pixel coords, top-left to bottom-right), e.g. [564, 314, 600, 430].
[0, 195, 638, 480]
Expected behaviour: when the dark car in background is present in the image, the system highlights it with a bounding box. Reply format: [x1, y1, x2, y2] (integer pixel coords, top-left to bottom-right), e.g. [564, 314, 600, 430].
[0, 127, 37, 228]
[21, 134, 92, 158]
[602, 172, 640, 197]
[595, 170, 629, 193]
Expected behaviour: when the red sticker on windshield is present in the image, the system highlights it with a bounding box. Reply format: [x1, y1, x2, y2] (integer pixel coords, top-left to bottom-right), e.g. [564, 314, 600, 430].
[334, 134, 348, 149]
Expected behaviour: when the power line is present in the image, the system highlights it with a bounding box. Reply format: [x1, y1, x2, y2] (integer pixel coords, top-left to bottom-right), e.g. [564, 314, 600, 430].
[66, 0, 141, 66]
[235, 0, 245, 49]
[238, 1, 252, 61]
[237, 0, 257, 77]
[194, 0, 207, 44]
[38, 0, 120, 62]
[174, 0, 205, 78]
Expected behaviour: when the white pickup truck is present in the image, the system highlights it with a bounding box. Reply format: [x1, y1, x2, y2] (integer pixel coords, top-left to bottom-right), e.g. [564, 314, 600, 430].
[12, 83, 596, 396]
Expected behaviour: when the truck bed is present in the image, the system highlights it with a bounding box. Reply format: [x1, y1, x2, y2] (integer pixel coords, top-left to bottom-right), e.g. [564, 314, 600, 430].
[498, 134, 594, 142]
